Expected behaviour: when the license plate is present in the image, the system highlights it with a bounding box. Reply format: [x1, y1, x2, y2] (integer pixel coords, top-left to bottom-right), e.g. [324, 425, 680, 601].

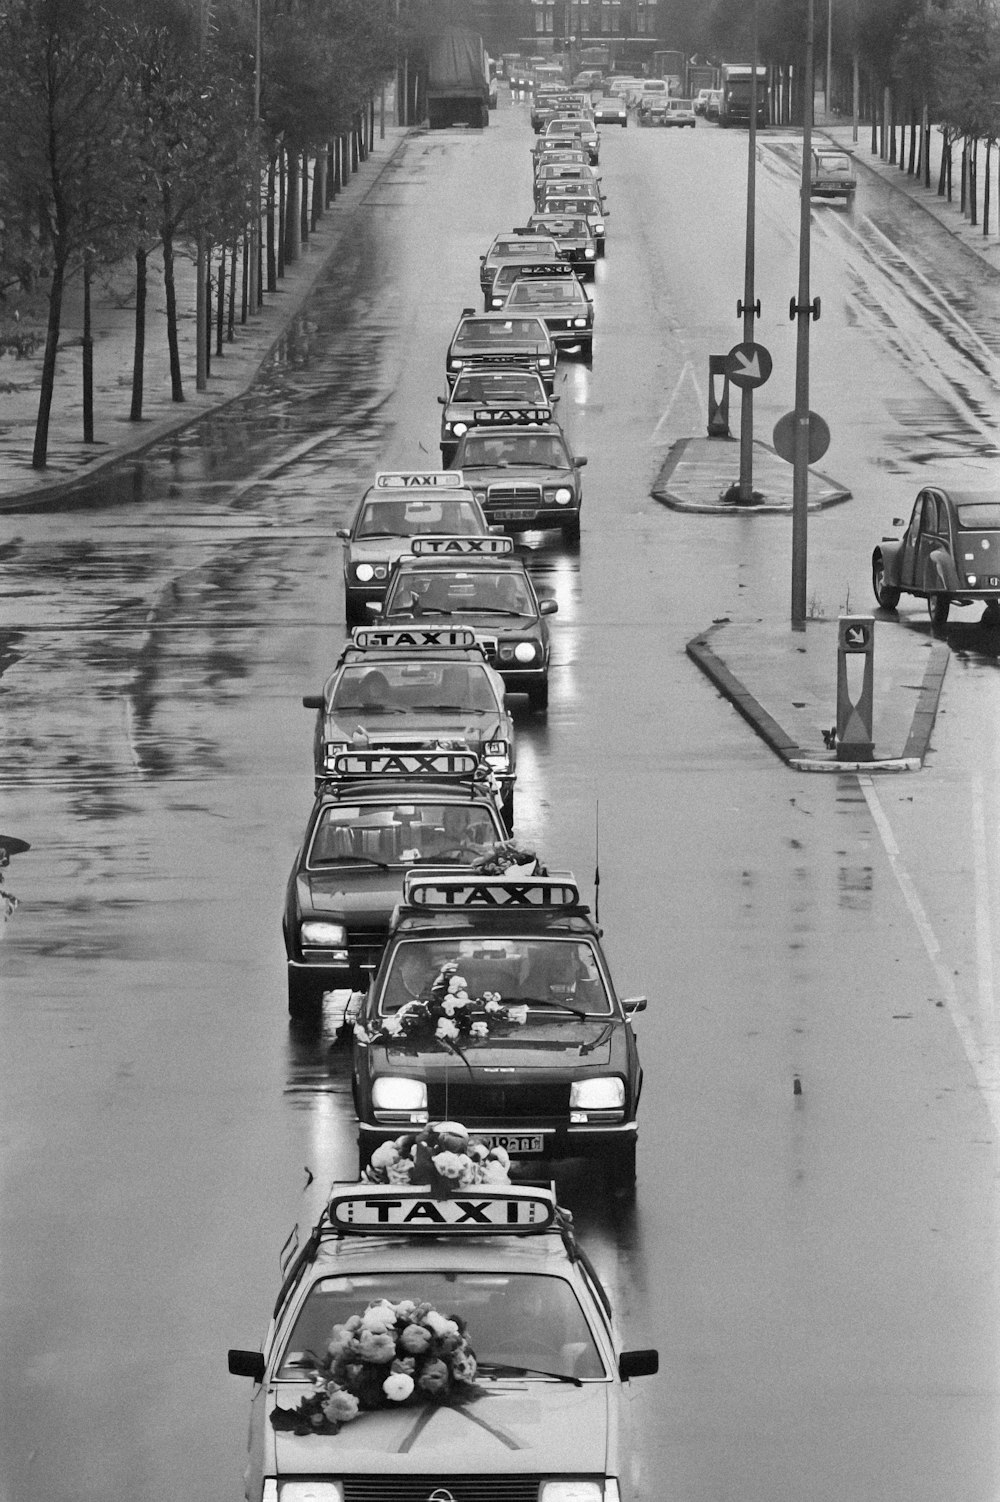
[494, 509, 536, 521]
[480, 1132, 544, 1154]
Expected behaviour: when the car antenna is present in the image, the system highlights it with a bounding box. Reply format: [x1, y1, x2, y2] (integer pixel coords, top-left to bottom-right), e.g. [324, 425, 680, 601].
[594, 799, 600, 925]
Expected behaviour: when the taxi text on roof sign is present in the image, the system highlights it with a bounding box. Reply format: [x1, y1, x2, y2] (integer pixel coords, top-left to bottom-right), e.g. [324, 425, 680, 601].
[331, 750, 481, 779]
[351, 626, 479, 650]
[374, 470, 466, 489]
[473, 407, 551, 424]
[404, 873, 581, 907]
[328, 1184, 557, 1233]
[410, 536, 515, 556]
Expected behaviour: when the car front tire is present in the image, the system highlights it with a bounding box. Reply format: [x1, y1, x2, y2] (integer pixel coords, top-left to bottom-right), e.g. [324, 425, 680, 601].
[872, 554, 901, 611]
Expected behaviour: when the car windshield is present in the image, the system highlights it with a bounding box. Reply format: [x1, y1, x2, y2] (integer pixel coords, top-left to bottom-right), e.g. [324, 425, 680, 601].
[276, 1272, 606, 1382]
[508, 281, 585, 307]
[379, 937, 613, 1016]
[460, 433, 569, 467]
[532, 218, 590, 237]
[459, 318, 547, 343]
[453, 371, 544, 402]
[387, 568, 534, 618]
[542, 198, 597, 215]
[816, 153, 851, 173]
[493, 241, 559, 261]
[956, 504, 1000, 529]
[356, 499, 483, 539]
[330, 661, 502, 715]
[307, 802, 502, 868]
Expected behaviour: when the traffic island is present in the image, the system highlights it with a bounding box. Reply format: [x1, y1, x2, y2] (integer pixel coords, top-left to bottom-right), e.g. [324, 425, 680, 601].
[686, 617, 949, 772]
[653, 436, 852, 514]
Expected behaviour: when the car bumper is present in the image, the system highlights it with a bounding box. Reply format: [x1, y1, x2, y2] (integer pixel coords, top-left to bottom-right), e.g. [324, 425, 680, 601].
[484, 503, 580, 530]
[344, 582, 387, 616]
[289, 950, 380, 992]
[495, 663, 548, 694]
[359, 1118, 638, 1160]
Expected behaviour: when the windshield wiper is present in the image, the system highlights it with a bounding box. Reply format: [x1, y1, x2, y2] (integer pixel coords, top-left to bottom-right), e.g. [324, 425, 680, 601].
[460, 607, 525, 617]
[313, 854, 392, 870]
[510, 994, 591, 1017]
[334, 704, 407, 715]
[412, 703, 469, 713]
[477, 1362, 582, 1386]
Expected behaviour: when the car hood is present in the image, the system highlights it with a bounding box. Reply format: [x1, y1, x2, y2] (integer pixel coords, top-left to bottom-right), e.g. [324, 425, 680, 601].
[459, 462, 576, 487]
[371, 1017, 623, 1071]
[296, 868, 405, 921]
[324, 712, 507, 746]
[349, 538, 444, 566]
[384, 611, 539, 637]
[270, 1381, 611, 1475]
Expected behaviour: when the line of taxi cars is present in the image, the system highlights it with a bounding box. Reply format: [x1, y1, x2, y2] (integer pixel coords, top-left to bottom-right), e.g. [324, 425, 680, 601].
[234, 79, 657, 1502]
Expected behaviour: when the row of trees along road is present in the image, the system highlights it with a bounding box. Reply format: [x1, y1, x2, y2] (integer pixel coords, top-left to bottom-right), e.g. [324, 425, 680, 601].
[0, 0, 399, 469]
[665, 0, 1000, 210]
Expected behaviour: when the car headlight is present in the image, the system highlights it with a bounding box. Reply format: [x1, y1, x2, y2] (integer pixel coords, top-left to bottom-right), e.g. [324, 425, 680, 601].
[452, 421, 468, 436]
[968, 574, 978, 585]
[484, 737, 510, 770]
[593, 221, 605, 234]
[472, 488, 488, 502]
[372, 1077, 428, 1111]
[584, 246, 596, 258]
[514, 641, 538, 663]
[553, 486, 572, 504]
[540, 1484, 607, 1502]
[271, 1483, 345, 1502]
[449, 358, 463, 369]
[539, 355, 553, 368]
[300, 921, 347, 948]
[492, 297, 505, 308]
[354, 563, 375, 582]
[570, 1078, 625, 1109]
[572, 317, 588, 327]
[322, 741, 347, 769]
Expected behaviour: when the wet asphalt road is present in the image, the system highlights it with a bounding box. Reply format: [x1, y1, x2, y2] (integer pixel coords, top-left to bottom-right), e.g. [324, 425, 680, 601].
[1, 95, 999, 1502]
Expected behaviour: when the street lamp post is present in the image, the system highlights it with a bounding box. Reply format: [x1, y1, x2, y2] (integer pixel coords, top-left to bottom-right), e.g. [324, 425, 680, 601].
[791, 0, 815, 627]
[737, 0, 760, 503]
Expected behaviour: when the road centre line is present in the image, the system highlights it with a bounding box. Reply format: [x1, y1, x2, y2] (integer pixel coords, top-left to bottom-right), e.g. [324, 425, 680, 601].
[859, 774, 1000, 1142]
[651, 360, 701, 442]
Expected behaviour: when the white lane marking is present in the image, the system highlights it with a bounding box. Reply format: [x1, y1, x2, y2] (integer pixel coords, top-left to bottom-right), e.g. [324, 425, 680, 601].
[972, 772, 998, 1034]
[651, 360, 701, 442]
[859, 774, 1000, 1141]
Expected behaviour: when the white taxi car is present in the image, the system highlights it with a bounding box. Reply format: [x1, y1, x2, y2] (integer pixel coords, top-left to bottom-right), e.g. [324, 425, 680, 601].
[228, 1180, 659, 1502]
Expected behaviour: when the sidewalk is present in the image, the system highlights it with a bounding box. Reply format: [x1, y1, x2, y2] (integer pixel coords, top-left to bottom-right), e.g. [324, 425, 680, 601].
[0, 123, 411, 508]
[676, 114, 999, 771]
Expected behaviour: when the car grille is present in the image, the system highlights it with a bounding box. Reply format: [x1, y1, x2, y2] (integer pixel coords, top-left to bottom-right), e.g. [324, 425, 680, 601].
[488, 484, 544, 503]
[344, 1480, 546, 1502]
[428, 1081, 570, 1117]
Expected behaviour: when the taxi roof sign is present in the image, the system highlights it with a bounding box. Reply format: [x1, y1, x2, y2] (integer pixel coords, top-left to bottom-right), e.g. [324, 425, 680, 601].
[327, 1184, 558, 1234]
[331, 750, 481, 779]
[374, 471, 466, 489]
[411, 536, 515, 557]
[351, 626, 479, 650]
[403, 873, 581, 908]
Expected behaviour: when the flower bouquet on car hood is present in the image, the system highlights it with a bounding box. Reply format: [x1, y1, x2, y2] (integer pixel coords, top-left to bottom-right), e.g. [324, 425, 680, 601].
[270, 1294, 481, 1436]
[354, 960, 528, 1048]
[362, 1119, 511, 1194]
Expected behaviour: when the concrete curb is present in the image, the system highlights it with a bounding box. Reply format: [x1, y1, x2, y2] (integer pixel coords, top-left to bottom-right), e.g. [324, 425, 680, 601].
[651, 436, 852, 514]
[686, 623, 950, 774]
[0, 129, 414, 512]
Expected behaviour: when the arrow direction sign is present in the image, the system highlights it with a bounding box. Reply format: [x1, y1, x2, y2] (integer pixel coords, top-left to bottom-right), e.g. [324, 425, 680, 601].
[844, 624, 870, 650]
[725, 341, 773, 389]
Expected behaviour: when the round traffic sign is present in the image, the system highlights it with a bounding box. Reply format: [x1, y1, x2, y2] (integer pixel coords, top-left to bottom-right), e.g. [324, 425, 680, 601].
[725, 341, 773, 389]
[771, 409, 831, 464]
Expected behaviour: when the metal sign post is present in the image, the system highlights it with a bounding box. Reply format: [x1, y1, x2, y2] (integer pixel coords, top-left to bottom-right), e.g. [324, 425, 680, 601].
[791, 0, 815, 629]
[836, 615, 875, 760]
[738, 0, 760, 504]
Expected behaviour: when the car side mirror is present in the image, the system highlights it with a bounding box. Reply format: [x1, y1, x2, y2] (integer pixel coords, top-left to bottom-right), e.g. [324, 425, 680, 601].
[621, 995, 647, 1014]
[619, 1349, 658, 1382]
[539, 598, 558, 616]
[302, 694, 324, 709]
[437, 395, 446, 404]
[228, 1349, 265, 1382]
[892, 517, 905, 527]
[552, 394, 561, 403]
[575, 456, 588, 467]
[335, 527, 350, 540]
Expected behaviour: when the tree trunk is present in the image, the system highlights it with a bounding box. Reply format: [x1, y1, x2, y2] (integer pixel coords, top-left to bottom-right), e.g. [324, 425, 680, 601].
[908, 109, 917, 175]
[326, 140, 335, 204]
[300, 150, 309, 243]
[984, 139, 992, 236]
[162, 220, 184, 402]
[31, 251, 67, 469]
[228, 241, 237, 340]
[215, 245, 225, 356]
[313, 152, 324, 229]
[241, 229, 249, 324]
[278, 149, 286, 276]
[267, 155, 277, 291]
[82, 252, 94, 443]
[130, 245, 147, 421]
[970, 137, 978, 226]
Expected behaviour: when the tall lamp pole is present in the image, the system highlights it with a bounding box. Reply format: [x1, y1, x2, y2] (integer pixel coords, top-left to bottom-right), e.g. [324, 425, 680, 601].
[247, 0, 262, 317]
[791, 0, 816, 627]
[737, 0, 760, 503]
